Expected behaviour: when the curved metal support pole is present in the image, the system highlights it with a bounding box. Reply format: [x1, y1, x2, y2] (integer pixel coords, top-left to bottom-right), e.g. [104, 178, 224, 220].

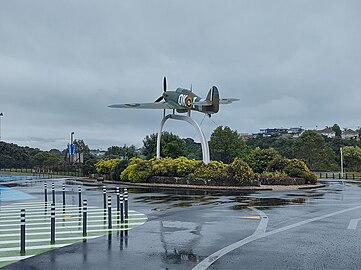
[157, 114, 210, 164]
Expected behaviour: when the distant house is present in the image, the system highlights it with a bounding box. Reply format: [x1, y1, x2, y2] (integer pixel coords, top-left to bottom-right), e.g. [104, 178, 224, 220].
[240, 133, 252, 141]
[287, 127, 304, 138]
[342, 129, 359, 140]
[90, 149, 107, 157]
[259, 128, 289, 137]
[318, 127, 336, 138]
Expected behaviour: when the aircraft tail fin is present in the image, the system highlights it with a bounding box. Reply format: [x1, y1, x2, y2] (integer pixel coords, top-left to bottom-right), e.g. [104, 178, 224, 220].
[205, 86, 219, 113]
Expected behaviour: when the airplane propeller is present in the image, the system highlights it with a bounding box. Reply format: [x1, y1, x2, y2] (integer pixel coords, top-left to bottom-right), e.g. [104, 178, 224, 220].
[155, 76, 167, 102]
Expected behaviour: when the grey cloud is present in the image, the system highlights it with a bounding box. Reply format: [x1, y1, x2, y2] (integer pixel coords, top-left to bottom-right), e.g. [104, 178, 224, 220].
[1, 0, 361, 150]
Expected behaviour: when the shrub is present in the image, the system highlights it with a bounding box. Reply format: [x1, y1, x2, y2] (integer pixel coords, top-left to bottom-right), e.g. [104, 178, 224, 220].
[284, 159, 317, 184]
[95, 158, 121, 174]
[192, 161, 229, 180]
[228, 158, 257, 182]
[173, 157, 200, 177]
[267, 157, 290, 172]
[110, 159, 128, 180]
[120, 158, 152, 182]
[260, 171, 288, 178]
[247, 148, 280, 173]
[150, 157, 176, 176]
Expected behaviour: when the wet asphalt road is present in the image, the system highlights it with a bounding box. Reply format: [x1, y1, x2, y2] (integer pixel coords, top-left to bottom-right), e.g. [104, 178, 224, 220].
[3, 178, 361, 269]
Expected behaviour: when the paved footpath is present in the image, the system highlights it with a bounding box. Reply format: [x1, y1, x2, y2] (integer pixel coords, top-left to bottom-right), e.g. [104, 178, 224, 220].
[3, 178, 361, 269]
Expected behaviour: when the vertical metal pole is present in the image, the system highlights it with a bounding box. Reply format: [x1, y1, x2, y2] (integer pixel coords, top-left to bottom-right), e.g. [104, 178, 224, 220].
[52, 183, 55, 204]
[103, 186, 106, 209]
[20, 209, 25, 255]
[44, 183, 48, 203]
[108, 196, 112, 229]
[83, 200, 87, 237]
[124, 188, 128, 219]
[51, 203, 55, 244]
[62, 184, 66, 206]
[116, 187, 120, 212]
[78, 186, 82, 208]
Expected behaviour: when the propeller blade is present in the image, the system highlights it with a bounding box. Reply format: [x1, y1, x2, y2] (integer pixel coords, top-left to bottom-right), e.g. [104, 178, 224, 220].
[155, 96, 163, 102]
[163, 76, 167, 92]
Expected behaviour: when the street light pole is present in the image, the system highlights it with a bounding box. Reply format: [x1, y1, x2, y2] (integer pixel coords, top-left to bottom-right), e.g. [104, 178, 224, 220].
[340, 147, 344, 178]
[0, 112, 3, 141]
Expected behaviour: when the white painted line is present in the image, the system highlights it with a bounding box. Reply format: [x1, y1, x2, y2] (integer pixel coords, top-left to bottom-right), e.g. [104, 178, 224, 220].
[0, 255, 34, 262]
[0, 222, 145, 237]
[193, 205, 361, 270]
[0, 235, 99, 245]
[0, 213, 145, 223]
[0, 243, 70, 252]
[347, 218, 361, 230]
[0, 217, 147, 227]
[0, 221, 147, 232]
[0, 205, 98, 212]
[0, 211, 144, 219]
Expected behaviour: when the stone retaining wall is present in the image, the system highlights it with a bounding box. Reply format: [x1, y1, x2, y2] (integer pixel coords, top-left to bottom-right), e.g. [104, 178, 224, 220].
[259, 177, 305, 185]
[148, 176, 260, 186]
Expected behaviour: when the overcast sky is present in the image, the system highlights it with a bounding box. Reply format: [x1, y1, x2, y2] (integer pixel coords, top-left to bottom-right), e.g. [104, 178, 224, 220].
[1, 0, 360, 151]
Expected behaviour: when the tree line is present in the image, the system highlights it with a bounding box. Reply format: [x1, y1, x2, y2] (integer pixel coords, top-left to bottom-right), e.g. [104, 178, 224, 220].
[1, 125, 360, 174]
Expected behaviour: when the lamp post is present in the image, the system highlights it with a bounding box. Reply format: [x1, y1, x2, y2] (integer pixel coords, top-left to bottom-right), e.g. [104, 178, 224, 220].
[0, 112, 3, 141]
[340, 147, 344, 178]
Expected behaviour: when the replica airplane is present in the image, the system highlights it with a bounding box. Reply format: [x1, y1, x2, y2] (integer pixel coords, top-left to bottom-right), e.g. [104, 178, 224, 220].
[108, 77, 239, 116]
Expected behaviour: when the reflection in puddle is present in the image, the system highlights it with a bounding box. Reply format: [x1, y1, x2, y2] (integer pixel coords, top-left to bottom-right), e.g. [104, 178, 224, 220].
[232, 197, 307, 210]
[133, 194, 220, 208]
[160, 221, 200, 265]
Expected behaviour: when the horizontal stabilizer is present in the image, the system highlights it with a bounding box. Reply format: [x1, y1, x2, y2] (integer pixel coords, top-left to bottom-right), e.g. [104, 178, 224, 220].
[219, 98, 240, 104]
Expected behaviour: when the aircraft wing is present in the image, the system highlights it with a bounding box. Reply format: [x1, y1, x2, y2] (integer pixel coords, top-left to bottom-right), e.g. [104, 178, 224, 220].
[219, 98, 240, 104]
[108, 102, 183, 110]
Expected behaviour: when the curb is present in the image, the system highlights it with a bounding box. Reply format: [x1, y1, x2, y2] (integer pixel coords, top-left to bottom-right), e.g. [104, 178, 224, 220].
[77, 179, 325, 192]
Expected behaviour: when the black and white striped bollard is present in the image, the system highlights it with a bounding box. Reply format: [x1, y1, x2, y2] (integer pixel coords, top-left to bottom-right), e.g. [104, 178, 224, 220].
[83, 200, 87, 237]
[120, 192, 124, 224]
[108, 196, 112, 229]
[62, 184, 66, 206]
[52, 183, 55, 204]
[116, 187, 120, 212]
[103, 186, 106, 210]
[124, 188, 128, 219]
[78, 186, 82, 208]
[20, 209, 25, 255]
[50, 203, 55, 244]
[44, 183, 48, 203]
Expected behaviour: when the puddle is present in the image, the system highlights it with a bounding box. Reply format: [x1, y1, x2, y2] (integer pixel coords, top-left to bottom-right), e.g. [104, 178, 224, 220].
[232, 197, 307, 210]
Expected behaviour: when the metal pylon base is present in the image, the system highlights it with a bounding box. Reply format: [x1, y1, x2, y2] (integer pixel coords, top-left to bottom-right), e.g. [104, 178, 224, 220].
[156, 114, 210, 164]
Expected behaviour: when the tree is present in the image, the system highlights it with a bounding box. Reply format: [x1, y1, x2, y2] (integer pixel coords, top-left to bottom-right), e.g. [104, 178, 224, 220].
[209, 126, 250, 164]
[183, 138, 202, 160]
[246, 137, 295, 158]
[342, 146, 361, 172]
[33, 152, 61, 167]
[142, 132, 186, 159]
[246, 148, 280, 173]
[105, 145, 138, 159]
[293, 130, 337, 170]
[332, 124, 342, 138]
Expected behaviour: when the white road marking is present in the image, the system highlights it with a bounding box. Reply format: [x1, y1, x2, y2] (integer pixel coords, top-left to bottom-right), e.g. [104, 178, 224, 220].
[0, 217, 146, 227]
[347, 218, 361, 230]
[0, 236, 99, 245]
[0, 222, 145, 237]
[0, 255, 34, 262]
[193, 205, 361, 270]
